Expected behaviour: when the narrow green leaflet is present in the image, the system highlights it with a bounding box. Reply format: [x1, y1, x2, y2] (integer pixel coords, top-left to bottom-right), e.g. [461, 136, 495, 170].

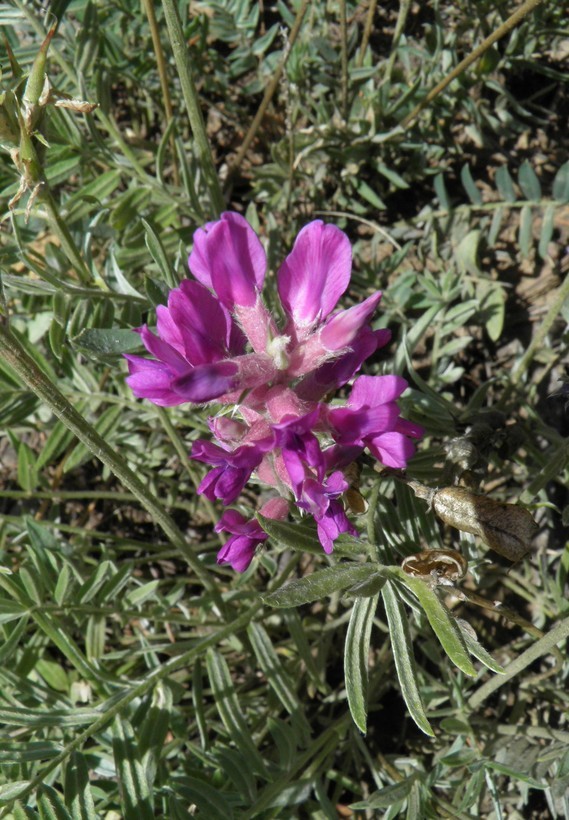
[391, 568, 476, 677]
[0, 707, 100, 728]
[142, 218, 179, 290]
[0, 782, 31, 804]
[64, 752, 97, 820]
[247, 621, 311, 738]
[456, 229, 481, 276]
[538, 203, 555, 259]
[553, 160, 569, 202]
[214, 748, 257, 804]
[138, 682, 173, 760]
[518, 161, 541, 201]
[458, 623, 505, 674]
[344, 594, 379, 733]
[495, 166, 517, 202]
[381, 582, 434, 737]
[17, 441, 37, 492]
[71, 328, 142, 355]
[0, 742, 63, 764]
[460, 164, 482, 205]
[434, 173, 451, 211]
[206, 649, 267, 776]
[37, 784, 73, 820]
[257, 514, 325, 554]
[482, 283, 505, 343]
[112, 716, 154, 820]
[263, 564, 377, 608]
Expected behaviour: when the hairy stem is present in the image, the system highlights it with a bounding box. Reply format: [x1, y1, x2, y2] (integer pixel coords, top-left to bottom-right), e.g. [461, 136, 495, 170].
[468, 615, 569, 709]
[141, 0, 180, 186]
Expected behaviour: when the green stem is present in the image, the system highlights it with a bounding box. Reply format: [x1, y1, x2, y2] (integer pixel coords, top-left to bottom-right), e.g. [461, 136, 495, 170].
[468, 615, 569, 709]
[400, 0, 546, 129]
[0, 322, 221, 605]
[0, 488, 198, 512]
[155, 405, 222, 532]
[95, 109, 163, 188]
[224, 0, 310, 192]
[39, 185, 93, 286]
[383, 0, 412, 85]
[339, 0, 348, 120]
[14, 0, 76, 85]
[160, 0, 224, 217]
[356, 0, 378, 68]
[141, 0, 180, 187]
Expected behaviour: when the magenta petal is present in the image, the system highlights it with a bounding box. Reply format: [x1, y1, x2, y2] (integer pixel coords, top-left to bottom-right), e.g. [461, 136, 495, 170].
[185, 219, 218, 288]
[155, 305, 185, 356]
[367, 432, 416, 468]
[348, 375, 409, 409]
[137, 325, 188, 373]
[328, 403, 401, 444]
[125, 357, 187, 407]
[172, 361, 238, 402]
[217, 537, 257, 572]
[295, 328, 391, 400]
[277, 221, 352, 331]
[197, 466, 225, 499]
[281, 449, 306, 497]
[215, 510, 269, 572]
[396, 418, 425, 439]
[169, 280, 235, 363]
[320, 291, 382, 351]
[315, 501, 356, 554]
[188, 212, 266, 309]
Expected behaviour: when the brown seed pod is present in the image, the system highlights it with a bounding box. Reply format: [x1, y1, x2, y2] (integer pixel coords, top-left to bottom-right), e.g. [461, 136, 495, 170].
[431, 486, 537, 561]
[402, 548, 467, 585]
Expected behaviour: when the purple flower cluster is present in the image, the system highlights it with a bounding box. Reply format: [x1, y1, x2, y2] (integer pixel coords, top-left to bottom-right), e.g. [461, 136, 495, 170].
[125, 213, 423, 572]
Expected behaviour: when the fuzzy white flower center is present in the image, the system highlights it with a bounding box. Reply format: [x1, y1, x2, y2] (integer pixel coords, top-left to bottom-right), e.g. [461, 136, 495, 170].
[266, 334, 290, 370]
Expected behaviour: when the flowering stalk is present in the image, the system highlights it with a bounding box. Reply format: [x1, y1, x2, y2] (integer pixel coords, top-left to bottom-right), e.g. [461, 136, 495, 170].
[126, 213, 423, 572]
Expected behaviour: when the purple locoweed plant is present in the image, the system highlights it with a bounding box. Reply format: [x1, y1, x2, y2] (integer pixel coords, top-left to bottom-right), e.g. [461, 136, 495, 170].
[125, 213, 423, 571]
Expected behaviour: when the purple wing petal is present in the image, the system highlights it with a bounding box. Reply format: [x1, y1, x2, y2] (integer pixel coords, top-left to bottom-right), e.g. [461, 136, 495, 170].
[366, 431, 416, 468]
[172, 361, 238, 402]
[216, 534, 257, 572]
[328, 403, 401, 444]
[136, 326, 189, 373]
[124, 356, 188, 406]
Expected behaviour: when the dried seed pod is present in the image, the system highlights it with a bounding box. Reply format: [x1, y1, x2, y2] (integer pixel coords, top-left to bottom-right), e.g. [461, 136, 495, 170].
[402, 548, 467, 586]
[431, 486, 537, 561]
